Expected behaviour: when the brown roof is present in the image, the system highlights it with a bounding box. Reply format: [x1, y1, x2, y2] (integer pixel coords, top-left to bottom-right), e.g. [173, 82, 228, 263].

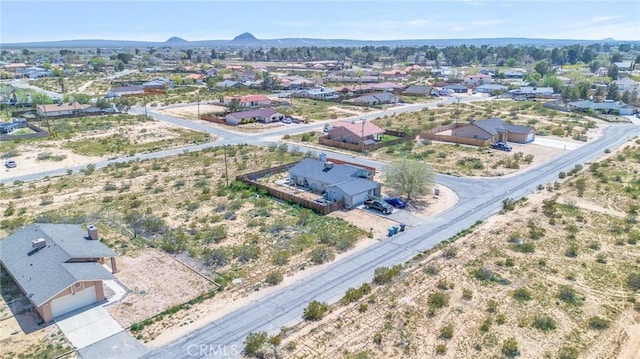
[332, 121, 385, 138]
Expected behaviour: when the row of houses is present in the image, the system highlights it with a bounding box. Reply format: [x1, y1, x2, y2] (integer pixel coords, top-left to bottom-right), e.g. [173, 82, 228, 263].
[36, 102, 110, 118]
[106, 77, 174, 98]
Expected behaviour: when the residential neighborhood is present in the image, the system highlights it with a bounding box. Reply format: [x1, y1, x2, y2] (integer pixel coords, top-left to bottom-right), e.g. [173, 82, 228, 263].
[1, 6, 640, 359]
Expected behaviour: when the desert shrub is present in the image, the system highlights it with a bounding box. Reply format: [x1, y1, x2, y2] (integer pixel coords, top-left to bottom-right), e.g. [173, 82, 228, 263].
[502, 338, 519, 358]
[265, 270, 284, 286]
[480, 317, 492, 332]
[565, 243, 579, 258]
[487, 299, 499, 313]
[427, 292, 450, 310]
[628, 272, 640, 291]
[244, 331, 269, 356]
[424, 264, 440, 275]
[435, 344, 447, 355]
[442, 246, 457, 259]
[234, 245, 260, 263]
[588, 316, 609, 330]
[532, 315, 557, 332]
[303, 300, 328, 321]
[342, 283, 372, 304]
[373, 265, 402, 284]
[558, 285, 583, 306]
[462, 288, 473, 300]
[558, 346, 579, 359]
[272, 250, 291, 266]
[513, 288, 532, 301]
[511, 241, 536, 253]
[439, 324, 454, 339]
[502, 198, 516, 211]
[309, 246, 335, 264]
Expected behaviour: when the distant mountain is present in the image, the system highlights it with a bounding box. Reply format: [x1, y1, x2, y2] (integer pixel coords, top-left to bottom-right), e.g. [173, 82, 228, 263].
[165, 36, 188, 44]
[232, 32, 258, 42]
[2, 33, 636, 49]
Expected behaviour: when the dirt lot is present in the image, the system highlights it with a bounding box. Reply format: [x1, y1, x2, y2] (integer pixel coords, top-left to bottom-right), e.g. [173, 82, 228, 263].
[107, 249, 218, 329]
[158, 104, 227, 120]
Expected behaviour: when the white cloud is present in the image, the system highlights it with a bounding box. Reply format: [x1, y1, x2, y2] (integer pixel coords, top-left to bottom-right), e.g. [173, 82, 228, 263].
[592, 15, 624, 22]
[407, 19, 428, 27]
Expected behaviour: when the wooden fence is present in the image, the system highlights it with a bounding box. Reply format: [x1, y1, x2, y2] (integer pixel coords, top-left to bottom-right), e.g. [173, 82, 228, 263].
[419, 123, 491, 147]
[236, 161, 345, 215]
[319, 129, 411, 152]
[1, 123, 49, 141]
[200, 114, 227, 125]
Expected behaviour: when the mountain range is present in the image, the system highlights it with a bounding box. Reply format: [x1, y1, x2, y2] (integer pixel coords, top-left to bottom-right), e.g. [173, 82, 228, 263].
[1, 32, 633, 48]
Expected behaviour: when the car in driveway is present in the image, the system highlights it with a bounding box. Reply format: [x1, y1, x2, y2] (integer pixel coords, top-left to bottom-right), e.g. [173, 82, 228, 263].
[384, 197, 407, 208]
[364, 198, 393, 215]
[5, 160, 16, 168]
[490, 142, 512, 151]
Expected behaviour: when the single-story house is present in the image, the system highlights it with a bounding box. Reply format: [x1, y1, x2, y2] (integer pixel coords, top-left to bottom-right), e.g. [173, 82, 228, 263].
[613, 62, 633, 71]
[222, 95, 271, 108]
[215, 80, 243, 89]
[452, 118, 536, 144]
[0, 223, 117, 323]
[464, 74, 492, 86]
[327, 120, 385, 145]
[443, 83, 469, 94]
[184, 73, 206, 83]
[510, 86, 554, 98]
[16, 67, 53, 79]
[505, 71, 525, 79]
[300, 87, 338, 99]
[352, 92, 401, 106]
[403, 85, 435, 96]
[474, 84, 508, 95]
[106, 85, 144, 98]
[613, 78, 640, 93]
[225, 109, 284, 125]
[143, 77, 173, 90]
[36, 102, 92, 117]
[0, 122, 18, 134]
[568, 100, 637, 116]
[288, 157, 381, 208]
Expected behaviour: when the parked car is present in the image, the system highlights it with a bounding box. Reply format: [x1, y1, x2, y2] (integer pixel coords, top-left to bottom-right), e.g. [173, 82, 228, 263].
[5, 160, 16, 168]
[281, 118, 292, 124]
[384, 197, 407, 209]
[364, 198, 393, 215]
[491, 142, 512, 152]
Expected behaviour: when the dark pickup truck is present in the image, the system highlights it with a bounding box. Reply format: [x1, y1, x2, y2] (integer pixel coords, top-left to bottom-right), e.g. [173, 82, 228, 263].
[364, 198, 393, 215]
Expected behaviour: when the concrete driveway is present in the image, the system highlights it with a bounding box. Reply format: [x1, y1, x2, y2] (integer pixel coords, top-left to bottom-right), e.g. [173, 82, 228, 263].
[56, 306, 123, 349]
[533, 137, 584, 150]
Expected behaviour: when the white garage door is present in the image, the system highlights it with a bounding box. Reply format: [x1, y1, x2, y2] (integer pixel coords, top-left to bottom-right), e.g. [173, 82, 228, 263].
[526, 133, 535, 143]
[51, 285, 97, 319]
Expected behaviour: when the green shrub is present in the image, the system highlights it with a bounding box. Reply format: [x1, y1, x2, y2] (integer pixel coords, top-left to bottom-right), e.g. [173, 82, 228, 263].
[532, 315, 557, 332]
[439, 324, 454, 339]
[588, 316, 609, 330]
[265, 270, 284, 286]
[513, 288, 532, 301]
[558, 285, 583, 306]
[558, 346, 579, 359]
[373, 265, 402, 284]
[427, 292, 450, 310]
[303, 300, 328, 321]
[502, 338, 519, 358]
[244, 331, 269, 356]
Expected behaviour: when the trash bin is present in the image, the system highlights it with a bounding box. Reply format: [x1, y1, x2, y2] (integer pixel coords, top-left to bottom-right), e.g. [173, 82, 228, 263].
[434, 188, 440, 196]
[388, 228, 395, 237]
[392, 226, 399, 235]
[399, 223, 406, 232]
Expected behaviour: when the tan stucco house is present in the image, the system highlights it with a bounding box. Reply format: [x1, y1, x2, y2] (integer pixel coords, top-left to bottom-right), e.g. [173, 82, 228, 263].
[452, 118, 535, 144]
[0, 223, 117, 323]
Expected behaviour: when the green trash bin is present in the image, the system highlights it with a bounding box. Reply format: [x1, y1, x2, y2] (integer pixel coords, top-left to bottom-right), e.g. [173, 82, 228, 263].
[388, 227, 395, 237]
[392, 226, 399, 235]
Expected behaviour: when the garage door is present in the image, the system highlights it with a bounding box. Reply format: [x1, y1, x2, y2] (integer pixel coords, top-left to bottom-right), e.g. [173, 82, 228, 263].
[51, 285, 97, 319]
[526, 133, 535, 143]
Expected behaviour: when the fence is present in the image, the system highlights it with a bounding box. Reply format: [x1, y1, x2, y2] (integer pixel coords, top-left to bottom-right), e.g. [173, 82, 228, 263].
[419, 123, 491, 147]
[1, 123, 49, 141]
[319, 129, 411, 152]
[236, 161, 345, 215]
[200, 114, 227, 125]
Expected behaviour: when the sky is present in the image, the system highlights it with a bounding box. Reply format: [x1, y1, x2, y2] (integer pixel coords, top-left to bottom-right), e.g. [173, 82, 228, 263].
[1, 0, 639, 43]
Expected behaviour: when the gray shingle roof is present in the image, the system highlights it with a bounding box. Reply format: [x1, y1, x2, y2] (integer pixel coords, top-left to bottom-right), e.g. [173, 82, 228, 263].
[289, 158, 363, 185]
[473, 118, 534, 135]
[327, 178, 381, 196]
[0, 223, 116, 306]
[568, 100, 635, 111]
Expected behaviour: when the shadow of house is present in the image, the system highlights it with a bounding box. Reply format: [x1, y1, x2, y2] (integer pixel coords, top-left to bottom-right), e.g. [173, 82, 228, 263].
[288, 156, 381, 208]
[0, 224, 117, 324]
[452, 118, 535, 144]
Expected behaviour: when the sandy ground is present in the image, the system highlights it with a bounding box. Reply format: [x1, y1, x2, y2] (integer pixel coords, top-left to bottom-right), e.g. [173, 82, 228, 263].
[2, 120, 210, 179]
[143, 185, 458, 348]
[107, 249, 217, 328]
[158, 104, 227, 120]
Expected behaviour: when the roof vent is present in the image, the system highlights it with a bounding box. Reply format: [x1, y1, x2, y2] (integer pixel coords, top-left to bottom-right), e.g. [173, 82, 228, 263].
[32, 238, 46, 250]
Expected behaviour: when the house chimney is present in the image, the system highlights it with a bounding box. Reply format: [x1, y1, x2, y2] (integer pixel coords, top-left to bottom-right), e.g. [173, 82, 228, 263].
[32, 238, 46, 250]
[319, 152, 327, 162]
[87, 225, 99, 240]
[324, 162, 334, 169]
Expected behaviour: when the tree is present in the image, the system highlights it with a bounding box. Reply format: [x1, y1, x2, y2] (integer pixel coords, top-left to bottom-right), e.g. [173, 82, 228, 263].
[621, 90, 632, 104]
[541, 75, 563, 93]
[228, 98, 242, 112]
[95, 97, 111, 109]
[116, 61, 125, 72]
[114, 97, 136, 113]
[89, 57, 107, 71]
[606, 83, 620, 101]
[533, 61, 550, 77]
[608, 65, 619, 80]
[116, 53, 134, 64]
[383, 158, 434, 201]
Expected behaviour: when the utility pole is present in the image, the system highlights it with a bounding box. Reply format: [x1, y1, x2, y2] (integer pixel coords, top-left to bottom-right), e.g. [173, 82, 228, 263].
[144, 97, 148, 120]
[224, 145, 229, 187]
[456, 97, 460, 124]
[197, 92, 200, 120]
